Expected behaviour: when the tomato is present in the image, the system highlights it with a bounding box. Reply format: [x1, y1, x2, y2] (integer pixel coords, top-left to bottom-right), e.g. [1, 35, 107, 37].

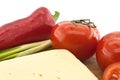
[96, 31, 120, 71]
[102, 62, 120, 80]
[51, 19, 99, 61]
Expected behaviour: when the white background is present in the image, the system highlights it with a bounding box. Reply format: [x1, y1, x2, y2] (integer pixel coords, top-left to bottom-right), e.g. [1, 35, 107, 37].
[0, 0, 120, 37]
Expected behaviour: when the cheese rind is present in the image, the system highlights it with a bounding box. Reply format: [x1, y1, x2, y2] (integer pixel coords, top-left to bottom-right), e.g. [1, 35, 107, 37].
[0, 49, 98, 80]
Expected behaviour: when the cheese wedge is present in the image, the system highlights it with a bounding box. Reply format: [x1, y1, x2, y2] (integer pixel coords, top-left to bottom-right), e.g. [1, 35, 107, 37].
[0, 49, 98, 80]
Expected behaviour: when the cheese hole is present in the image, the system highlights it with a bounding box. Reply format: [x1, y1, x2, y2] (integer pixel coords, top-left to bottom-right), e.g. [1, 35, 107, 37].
[57, 76, 61, 80]
[39, 73, 43, 77]
[33, 73, 36, 76]
[8, 72, 12, 75]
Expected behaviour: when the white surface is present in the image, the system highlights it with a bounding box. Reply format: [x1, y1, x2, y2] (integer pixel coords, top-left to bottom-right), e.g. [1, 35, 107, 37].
[0, 0, 120, 37]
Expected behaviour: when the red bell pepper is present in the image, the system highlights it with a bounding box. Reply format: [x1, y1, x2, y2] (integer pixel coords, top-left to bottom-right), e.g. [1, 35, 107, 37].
[0, 7, 55, 50]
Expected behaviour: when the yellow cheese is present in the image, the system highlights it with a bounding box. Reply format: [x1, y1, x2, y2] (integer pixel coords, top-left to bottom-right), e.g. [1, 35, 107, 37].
[0, 49, 98, 80]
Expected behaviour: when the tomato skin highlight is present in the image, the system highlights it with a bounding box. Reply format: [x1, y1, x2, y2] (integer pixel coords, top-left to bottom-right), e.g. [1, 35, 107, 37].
[0, 7, 55, 50]
[96, 31, 120, 71]
[102, 62, 120, 80]
[51, 21, 99, 61]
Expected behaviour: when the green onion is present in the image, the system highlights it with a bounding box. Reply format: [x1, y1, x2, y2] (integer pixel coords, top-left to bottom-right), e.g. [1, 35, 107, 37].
[0, 40, 52, 61]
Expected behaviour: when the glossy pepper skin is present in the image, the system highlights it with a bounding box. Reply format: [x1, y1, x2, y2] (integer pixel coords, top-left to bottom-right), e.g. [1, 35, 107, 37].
[0, 7, 55, 50]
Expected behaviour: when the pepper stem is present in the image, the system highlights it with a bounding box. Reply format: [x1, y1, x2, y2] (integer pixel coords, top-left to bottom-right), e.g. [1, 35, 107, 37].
[53, 11, 60, 21]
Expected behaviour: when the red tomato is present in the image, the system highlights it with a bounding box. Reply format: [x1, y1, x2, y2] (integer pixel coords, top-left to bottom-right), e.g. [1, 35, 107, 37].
[51, 20, 99, 61]
[102, 62, 120, 80]
[96, 31, 120, 71]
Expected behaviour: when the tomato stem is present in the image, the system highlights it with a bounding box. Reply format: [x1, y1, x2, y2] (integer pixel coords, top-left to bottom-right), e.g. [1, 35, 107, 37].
[72, 19, 96, 28]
